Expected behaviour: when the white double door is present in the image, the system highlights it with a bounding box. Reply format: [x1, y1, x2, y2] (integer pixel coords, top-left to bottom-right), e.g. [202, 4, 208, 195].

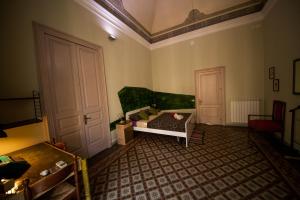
[36, 25, 111, 158]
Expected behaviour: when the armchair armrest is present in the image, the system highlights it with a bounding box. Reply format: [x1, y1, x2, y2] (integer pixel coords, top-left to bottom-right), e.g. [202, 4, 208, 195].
[248, 114, 272, 121]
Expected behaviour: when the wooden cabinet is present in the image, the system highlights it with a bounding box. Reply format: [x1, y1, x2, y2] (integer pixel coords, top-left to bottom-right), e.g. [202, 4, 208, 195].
[116, 122, 133, 145]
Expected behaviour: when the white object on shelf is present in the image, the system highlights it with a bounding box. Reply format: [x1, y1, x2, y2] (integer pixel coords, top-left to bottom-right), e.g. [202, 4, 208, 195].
[40, 169, 49, 176]
[56, 161, 67, 169]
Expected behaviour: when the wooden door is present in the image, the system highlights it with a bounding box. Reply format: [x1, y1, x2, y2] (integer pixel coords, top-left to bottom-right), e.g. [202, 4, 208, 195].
[76, 45, 110, 157]
[45, 35, 88, 157]
[195, 67, 225, 125]
[34, 23, 111, 158]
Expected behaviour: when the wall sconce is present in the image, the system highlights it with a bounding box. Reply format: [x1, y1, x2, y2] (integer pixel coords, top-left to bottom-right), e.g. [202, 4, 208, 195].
[0, 129, 7, 138]
[108, 34, 117, 41]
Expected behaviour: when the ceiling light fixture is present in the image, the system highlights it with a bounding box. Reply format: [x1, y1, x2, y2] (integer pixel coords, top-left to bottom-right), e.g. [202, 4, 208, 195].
[108, 34, 117, 41]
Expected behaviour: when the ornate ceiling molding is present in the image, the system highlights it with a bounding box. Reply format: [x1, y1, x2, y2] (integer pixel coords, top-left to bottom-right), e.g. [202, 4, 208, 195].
[74, 0, 276, 49]
[150, 11, 264, 50]
[94, 0, 267, 43]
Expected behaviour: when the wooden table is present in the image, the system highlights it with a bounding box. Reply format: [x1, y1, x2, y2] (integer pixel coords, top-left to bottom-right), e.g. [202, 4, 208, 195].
[7, 142, 75, 190]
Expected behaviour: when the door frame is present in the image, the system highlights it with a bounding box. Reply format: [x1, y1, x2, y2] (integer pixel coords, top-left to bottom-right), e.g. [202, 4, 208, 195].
[33, 22, 111, 149]
[194, 66, 226, 125]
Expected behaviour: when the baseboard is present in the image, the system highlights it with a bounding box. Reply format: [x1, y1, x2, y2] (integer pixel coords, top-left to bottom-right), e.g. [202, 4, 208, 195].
[111, 129, 117, 145]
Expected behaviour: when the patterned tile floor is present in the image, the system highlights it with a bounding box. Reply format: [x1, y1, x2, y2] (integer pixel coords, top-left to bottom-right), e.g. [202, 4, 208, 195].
[88, 125, 300, 200]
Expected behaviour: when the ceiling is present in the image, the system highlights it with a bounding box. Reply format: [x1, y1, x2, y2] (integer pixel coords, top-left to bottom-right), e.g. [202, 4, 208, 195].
[95, 0, 267, 43]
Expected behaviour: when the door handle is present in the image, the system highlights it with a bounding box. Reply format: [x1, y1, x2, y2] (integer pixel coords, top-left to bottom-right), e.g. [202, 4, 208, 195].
[84, 115, 91, 124]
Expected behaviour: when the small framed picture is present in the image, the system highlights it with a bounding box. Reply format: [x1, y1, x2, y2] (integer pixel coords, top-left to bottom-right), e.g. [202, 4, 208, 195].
[293, 58, 300, 94]
[273, 79, 279, 92]
[269, 66, 275, 79]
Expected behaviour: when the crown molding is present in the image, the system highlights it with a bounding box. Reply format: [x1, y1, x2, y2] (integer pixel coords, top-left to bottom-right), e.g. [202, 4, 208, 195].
[74, 0, 277, 50]
[150, 12, 264, 50]
[150, 0, 277, 50]
[74, 0, 150, 48]
[261, 0, 277, 17]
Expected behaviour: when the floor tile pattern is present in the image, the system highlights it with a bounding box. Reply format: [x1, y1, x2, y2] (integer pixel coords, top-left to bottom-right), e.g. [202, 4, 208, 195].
[89, 125, 299, 199]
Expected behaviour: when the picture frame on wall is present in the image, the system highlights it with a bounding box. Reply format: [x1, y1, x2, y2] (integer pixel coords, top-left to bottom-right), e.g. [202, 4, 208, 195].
[293, 58, 300, 94]
[269, 66, 275, 79]
[273, 79, 279, 92]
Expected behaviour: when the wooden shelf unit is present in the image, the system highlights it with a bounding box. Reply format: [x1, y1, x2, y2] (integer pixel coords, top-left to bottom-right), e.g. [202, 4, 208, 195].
[0, 91, 42, 129]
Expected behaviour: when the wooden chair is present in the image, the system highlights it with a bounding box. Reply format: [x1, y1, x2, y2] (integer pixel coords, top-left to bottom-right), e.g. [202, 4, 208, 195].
[22, 155, 80, 200]
[248, 100, 286, 143]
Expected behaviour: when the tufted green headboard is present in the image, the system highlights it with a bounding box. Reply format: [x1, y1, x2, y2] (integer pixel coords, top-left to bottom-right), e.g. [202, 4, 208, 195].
[118, 86, 195, 114]
[153, 91, 195, 110]
[118, 87, 154, 114]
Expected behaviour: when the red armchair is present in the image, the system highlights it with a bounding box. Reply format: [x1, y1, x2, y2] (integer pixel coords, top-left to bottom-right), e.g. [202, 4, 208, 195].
[248, 100, 286, 143]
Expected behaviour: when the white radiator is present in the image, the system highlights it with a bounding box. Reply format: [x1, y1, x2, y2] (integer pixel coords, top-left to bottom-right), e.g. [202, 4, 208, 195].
[230, 98, 260, 124]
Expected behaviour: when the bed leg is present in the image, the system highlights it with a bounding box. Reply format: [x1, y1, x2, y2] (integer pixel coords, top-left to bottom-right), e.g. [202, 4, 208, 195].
[177, 137, 180, 142]
[186, 137, 188, 147]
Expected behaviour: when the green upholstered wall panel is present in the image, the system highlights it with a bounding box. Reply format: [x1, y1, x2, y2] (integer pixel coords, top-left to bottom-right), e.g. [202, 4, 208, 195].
[118, 87, 195, 114]
[110, 119, 122, 131]
[153, 91, 195, 110]
[118, 87, 154, 114]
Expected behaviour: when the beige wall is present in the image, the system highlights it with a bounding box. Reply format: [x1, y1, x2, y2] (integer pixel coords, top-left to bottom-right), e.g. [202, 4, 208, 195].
[0, 0, 152, 123]
[263, 0, 300, 146]
[151, 22, 265, 123]
[0, 118, 50, 154]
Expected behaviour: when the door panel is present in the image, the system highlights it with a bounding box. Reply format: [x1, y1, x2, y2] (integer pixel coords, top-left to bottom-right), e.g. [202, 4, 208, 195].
[200, 73, 219, 105]
[48, 37, 81, 116]
[86, 111, 102, 122]
[85, 113, 105, 156]
[195, 67, 225, 125]
[77, 47, 102, 112]
[60, 130, 84, 156]
[86, 121, 103, 143]
[56, 115, 81, 134]
[77, 46, 109, 157]
[45, 35, 88, 157]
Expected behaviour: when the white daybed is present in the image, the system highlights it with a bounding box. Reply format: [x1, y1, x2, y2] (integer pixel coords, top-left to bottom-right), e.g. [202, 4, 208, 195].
[125, 106, 195, 147]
